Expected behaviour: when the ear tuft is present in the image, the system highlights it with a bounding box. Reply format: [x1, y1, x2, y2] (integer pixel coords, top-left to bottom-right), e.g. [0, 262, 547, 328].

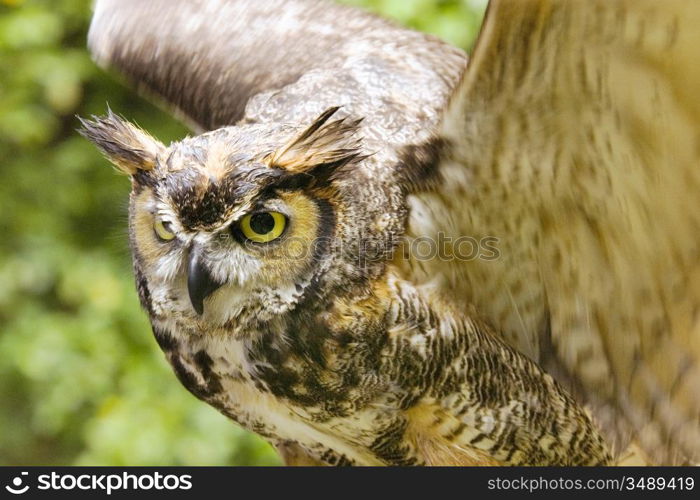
[265, 107, 366, 175]
[78, 109, 165, 175]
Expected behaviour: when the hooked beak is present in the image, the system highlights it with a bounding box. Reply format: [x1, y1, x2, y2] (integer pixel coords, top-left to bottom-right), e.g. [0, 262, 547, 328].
[187, 246, 223, 315]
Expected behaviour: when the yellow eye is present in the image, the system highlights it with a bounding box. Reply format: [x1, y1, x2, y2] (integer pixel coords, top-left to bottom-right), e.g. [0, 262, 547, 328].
[154, 218, 176, 241]
[239, 211, 286, 243]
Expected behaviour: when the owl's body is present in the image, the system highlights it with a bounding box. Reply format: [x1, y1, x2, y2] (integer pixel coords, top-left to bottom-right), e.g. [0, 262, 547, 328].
[82, 0, 700, 465]
[107, 48, 608, 463]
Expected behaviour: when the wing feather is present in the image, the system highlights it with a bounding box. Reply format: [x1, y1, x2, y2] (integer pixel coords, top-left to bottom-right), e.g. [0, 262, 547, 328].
[406, 0, 700, 463]
[88, 0, 465, 133]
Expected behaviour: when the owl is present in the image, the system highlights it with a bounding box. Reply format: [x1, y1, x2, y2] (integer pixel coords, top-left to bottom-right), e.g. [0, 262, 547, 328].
[80, 0, 700, 465]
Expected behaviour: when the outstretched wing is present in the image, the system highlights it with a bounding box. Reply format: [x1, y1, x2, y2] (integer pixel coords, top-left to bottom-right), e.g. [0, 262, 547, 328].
[88, 0, 465, 134]
[403, 0, 700, 463]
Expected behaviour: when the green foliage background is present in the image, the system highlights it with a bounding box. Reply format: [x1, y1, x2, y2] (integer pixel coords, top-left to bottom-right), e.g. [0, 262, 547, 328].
[0, 0, 485, 465]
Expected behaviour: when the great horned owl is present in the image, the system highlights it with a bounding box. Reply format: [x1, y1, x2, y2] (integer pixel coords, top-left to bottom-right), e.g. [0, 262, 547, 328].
[80, 0, 700, 465]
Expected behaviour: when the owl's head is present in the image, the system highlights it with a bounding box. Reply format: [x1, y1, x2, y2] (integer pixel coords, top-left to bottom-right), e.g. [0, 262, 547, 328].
[81, 108, 405, 334]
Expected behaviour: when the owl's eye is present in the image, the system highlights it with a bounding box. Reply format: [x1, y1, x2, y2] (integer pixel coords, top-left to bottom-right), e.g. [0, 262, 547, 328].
[154, 218, 176, 241]
[238, 211, 287, 243]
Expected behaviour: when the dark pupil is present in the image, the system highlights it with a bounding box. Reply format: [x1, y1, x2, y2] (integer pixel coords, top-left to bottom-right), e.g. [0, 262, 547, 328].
[250, 213, 275, 234]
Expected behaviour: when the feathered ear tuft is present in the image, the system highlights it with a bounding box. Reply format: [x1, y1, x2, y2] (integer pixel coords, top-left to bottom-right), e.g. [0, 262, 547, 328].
[265, 107, 367, 177]
[78, 109, 165, 175]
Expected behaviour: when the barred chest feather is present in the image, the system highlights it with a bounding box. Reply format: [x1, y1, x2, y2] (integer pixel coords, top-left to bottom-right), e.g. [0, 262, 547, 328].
[150, 319, 403, 466]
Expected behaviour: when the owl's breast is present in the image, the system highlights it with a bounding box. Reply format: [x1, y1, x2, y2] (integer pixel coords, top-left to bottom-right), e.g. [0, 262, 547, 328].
[150, 320, 392, 465]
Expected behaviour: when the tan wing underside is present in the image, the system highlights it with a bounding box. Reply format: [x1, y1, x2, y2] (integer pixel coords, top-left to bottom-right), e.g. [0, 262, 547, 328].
[402, 0, 700, 464]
